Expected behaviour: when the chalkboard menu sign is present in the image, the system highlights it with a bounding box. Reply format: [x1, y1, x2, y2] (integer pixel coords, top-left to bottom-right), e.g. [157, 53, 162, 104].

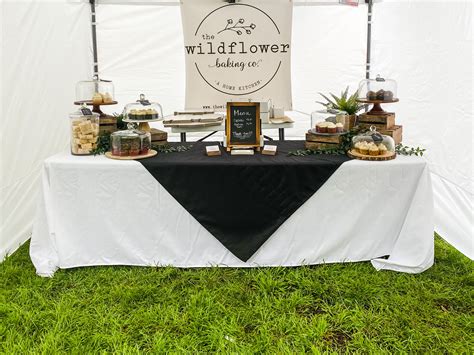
[226, 102, 261, 151]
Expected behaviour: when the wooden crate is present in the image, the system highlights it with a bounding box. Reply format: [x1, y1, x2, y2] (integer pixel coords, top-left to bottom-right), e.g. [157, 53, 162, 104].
[379, 125, 403, 145]
[99, 116, 117, 135]
[358, 113, 395, 129]
[304, 141, 340, 151]
[150, 128, 168, 142]
[306, 132, 343, 144]
[151, 140, 169, 146]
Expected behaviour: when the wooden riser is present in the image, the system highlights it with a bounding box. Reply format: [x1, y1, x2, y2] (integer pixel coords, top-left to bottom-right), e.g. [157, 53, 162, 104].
[306, 132, 343, 144]
[358, 113, 395, 129]
[304, 141, 340, 150]
[379, 125, 403, 145]
[150, 128, 168, 142]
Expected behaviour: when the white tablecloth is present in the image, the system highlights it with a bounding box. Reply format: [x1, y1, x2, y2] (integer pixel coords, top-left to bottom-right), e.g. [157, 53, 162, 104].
[30, 152, 434, 276]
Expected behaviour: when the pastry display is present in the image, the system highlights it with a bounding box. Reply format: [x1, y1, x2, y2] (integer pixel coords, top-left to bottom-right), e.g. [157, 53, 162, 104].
[358, 75, 398, 102]
[123, 94, 163, 127]
[327, 122, 337, 134]
[69, 108, 100, 155]
[315, 121, 328, 133]
[128, 108, 160, 121]
[75, 77, 115, 104]
[315, 121, 346, 134]
[351, 126, 396, 159]
[366, 90, 394, 101]
[110, 130, 151, 157]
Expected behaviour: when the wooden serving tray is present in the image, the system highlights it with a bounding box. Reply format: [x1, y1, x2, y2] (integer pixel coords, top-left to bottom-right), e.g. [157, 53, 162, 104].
[105, 149, 157, 160]
[348, 149, 396, 161]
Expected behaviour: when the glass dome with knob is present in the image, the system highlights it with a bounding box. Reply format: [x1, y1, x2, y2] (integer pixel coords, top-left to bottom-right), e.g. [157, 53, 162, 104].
[357, 75, 399, 115]
[122, 94, 164, 132]
[349, 126, 396, 160]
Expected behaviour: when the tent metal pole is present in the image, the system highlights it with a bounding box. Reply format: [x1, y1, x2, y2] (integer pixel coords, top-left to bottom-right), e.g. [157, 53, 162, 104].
[365, 0, 373, 80]
[90, 0, 99, 78]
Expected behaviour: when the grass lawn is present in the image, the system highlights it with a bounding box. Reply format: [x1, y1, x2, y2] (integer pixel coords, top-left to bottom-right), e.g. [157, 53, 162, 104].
[1, 236, 473, 353]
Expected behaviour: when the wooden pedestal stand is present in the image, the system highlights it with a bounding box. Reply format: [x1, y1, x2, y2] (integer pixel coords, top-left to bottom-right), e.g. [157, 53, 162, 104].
[122, 117, 163, 133]
[357, 98, 399, 115]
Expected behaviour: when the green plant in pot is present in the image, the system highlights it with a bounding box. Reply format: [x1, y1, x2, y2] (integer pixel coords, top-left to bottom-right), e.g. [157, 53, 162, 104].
[317, 87, 366, 130]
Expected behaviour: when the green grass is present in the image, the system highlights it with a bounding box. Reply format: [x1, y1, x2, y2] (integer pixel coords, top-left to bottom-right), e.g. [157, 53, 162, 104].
[1, 237, 473, 353]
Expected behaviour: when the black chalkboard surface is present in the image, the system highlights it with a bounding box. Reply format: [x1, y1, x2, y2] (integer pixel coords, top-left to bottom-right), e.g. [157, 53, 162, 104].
[226, 102, 261, 150]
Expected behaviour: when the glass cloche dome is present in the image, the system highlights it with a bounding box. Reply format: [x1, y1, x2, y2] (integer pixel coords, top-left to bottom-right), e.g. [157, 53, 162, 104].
[123, 94, 163, 121]
[352, 126, 395, 156]
[110, 128, 151, 157]
[75, 76, 115, 105]
[358, 75, 398, 102]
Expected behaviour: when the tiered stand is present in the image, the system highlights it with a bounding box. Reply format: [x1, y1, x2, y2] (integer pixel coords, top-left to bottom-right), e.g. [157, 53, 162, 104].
[74, 100, 118, 134]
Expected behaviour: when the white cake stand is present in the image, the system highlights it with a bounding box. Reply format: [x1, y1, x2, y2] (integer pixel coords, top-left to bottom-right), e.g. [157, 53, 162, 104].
[122, 117, 163, 132]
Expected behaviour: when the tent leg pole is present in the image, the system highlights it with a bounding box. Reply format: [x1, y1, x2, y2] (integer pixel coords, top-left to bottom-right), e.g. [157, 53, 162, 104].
[90, 0, 99, 78]
[366, 0, 373, 80]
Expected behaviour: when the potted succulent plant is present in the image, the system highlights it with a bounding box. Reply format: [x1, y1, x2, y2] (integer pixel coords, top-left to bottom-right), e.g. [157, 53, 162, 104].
[317, 87, 366, 130]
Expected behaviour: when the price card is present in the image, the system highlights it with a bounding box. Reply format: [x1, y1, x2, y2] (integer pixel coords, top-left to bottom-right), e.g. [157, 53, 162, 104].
[262, 144, 277, 156]
[81, 107, 93, 116]
[206, 145, 221, 156]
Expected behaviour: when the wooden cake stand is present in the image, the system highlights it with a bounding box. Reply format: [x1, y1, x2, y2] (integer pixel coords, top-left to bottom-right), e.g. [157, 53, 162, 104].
[74, 100, 118, 117]
[357, 98, 399, 115]
[122, 118, 163, 132]
[348, 149, 396, 161]
[105, 149, 158, 160]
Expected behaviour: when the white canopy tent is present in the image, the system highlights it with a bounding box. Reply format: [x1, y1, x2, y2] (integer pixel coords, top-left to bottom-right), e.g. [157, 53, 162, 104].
[1, 0, 472, 262]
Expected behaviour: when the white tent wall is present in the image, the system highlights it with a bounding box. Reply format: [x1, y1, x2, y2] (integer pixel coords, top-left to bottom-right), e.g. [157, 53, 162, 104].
[0, 0, 92, 260]
[370, 0, 473, 258]
[1, 0, 472, 261]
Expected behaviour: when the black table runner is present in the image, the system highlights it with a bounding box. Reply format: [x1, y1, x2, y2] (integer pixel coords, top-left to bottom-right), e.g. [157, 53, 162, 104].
[139, 141, 350, 261]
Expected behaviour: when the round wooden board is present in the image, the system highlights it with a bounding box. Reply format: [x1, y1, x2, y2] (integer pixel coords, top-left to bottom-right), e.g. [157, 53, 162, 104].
[356, 98, 399, 104]
[74, 100, 118, 106]
[348, 149, 396, 161]
[105, 149, 157, 160]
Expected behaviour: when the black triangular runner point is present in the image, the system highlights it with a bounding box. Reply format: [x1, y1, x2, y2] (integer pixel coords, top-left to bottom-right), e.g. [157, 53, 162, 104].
[139, 141, 349, 261]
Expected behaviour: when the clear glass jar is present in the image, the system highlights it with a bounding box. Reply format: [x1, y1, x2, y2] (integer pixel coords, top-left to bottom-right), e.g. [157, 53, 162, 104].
[75, 76, 115, 104]
[352, 126, 395, 156]
[69, 107, 100, 155]
[123, 94, 163, 121]
[110, 129, 151, 156]
[311, 109, 347, 133]
[358, 74, 398, 102]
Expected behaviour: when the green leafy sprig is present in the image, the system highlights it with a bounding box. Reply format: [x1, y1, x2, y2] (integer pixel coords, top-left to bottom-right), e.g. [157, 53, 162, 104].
[90, 133, 111, 156]
[152, 144, 193, 154]
[395, 144, 426, 156]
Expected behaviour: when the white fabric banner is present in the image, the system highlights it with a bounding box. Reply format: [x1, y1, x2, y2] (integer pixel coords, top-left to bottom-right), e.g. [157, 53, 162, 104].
[181, 0, 293, 110]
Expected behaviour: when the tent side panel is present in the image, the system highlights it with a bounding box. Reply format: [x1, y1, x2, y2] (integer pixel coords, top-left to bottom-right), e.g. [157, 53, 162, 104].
[0, 1, 92, 260]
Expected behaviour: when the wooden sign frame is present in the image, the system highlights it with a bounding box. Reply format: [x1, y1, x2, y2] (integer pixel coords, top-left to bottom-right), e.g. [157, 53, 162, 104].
[226, 102, 261, 151]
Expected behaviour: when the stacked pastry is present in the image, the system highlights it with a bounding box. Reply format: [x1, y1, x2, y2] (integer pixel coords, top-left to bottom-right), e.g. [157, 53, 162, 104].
[71, 119, 99, 155]
[92, 92, 114, 105]
[353, 141, 388, 156]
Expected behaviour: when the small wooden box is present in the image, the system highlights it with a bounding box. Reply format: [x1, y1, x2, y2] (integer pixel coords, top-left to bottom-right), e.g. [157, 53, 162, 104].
[358, 113, 395, 129]
[150, 128, 168, 142]
[304, 141, 340, 151]
[380, 125, 403, 145]
[99, 116, 117, 135]
[306, 132, 343, 144]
